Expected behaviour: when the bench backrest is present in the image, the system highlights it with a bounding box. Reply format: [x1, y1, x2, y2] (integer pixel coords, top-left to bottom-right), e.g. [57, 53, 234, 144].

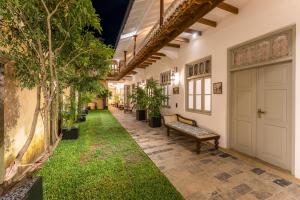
[177, 115, 197, 127]
[163, 115, 177, 124]
[163, 114, 197, 127]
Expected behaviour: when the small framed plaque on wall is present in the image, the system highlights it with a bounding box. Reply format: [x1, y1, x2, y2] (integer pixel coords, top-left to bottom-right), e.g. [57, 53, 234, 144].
[173, 87, 179, 94]
[213, 82, 222, 94]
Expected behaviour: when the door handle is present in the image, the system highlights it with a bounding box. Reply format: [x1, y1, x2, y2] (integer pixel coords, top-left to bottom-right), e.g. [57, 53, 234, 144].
[257, 108, 266, 118]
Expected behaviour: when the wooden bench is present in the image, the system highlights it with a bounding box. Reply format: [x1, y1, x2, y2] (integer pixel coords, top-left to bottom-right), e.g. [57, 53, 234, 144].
[162, 114, 220, 154]
[124, 104, 135, 113]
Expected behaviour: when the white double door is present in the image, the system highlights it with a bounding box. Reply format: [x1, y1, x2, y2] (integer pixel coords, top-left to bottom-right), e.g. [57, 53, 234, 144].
[231, 62, 292, 170]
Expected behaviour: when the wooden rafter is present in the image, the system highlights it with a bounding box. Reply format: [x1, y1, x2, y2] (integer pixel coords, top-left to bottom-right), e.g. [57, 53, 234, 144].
[217, 2, 238, 14]
[198, 18, 217, 27]
[143, 62, 153, 65]
[153, 52, 166, 57]
[150, 56, 161, 60]
[174, 37, 190, 43]
[128, 71, 137, 75]
[146, 59, 157, 63]
[184, 28, 202, 35]
[166, 43, 180, 48]
[115, 0, 224, 80]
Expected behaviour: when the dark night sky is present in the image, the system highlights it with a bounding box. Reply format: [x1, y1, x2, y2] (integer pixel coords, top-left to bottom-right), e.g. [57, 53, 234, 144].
[92, 0, 131, 47]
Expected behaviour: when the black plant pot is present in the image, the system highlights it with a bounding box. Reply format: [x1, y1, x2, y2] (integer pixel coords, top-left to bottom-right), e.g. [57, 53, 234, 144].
[2, 177, 43, 200]
[83, 109, 89, 115]
[62, 126, 79, 140]
[136, 110, 146, 121]
[149, 116, 162, 128]
[77, 114, 86, 122]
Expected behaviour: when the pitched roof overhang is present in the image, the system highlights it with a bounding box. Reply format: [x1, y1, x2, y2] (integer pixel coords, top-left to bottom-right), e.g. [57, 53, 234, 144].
[113, 0, 135, 49]
[115, 0, 224, 80]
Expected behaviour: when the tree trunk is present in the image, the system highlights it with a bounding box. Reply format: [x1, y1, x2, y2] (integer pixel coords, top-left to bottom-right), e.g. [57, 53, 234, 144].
[42, 87, 50, 153]
[77, 91, 81, 116]
[70, 87, 76, 122]
[50, 92, 58, 146]
[58, 93, 63, 135]
[5, 86, 41, 181]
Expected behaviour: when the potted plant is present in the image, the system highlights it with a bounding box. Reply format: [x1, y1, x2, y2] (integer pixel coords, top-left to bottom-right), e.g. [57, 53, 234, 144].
[113, 94, 120, 108]
[98, 89, 112, 110]
[145, 80, 167, 127]
[61, 97, 79, 140]
[130, 86, 147, 121]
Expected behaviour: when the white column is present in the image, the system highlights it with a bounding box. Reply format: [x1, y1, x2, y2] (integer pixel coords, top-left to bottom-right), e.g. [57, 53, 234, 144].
[294, 27, 300, 178]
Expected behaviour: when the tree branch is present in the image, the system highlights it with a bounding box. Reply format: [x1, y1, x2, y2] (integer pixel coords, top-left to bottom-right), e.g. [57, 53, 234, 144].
[54, 34, 68, 55]
[63, 49, 92, 69]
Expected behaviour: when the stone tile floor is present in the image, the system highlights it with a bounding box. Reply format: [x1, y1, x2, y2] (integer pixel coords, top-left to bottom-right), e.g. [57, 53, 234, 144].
[110, 108, 300, 200]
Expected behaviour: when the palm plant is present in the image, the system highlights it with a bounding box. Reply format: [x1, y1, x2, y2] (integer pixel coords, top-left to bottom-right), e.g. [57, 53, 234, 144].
[130, 86, 148, 110]
[145, 79, 167, 127]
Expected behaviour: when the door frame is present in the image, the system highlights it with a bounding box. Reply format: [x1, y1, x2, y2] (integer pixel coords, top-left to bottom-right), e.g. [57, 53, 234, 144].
[227, 25, 296, 173]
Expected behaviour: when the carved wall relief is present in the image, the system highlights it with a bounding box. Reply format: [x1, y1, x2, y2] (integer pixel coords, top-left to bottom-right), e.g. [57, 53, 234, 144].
[230, 29, 293, 69]
[272, 34, 289, 58]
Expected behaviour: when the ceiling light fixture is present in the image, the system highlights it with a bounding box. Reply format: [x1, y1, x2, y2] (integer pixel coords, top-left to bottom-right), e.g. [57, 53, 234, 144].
[120, 31, 137, 40]
[192, 32, 198, 38]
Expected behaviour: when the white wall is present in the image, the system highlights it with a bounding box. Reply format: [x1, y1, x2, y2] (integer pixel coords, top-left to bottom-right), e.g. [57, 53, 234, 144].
[128, 0, 300, 177]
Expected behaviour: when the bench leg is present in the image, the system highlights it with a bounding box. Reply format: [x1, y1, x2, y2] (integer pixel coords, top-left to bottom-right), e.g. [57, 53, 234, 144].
[197, 141, 201, 154]
[214, 138, 219, 150]
[167, 127, 170, 136]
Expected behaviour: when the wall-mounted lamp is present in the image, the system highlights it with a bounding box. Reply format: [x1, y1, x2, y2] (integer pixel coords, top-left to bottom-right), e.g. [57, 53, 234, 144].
[171, 66, 179, 86]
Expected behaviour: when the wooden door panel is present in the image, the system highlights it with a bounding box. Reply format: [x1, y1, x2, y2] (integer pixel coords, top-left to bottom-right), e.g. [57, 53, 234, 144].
[264, 90, 287, 123]
[234, 120, 253, 154]
[258, 125, 287, 167]
[257, 62, 291, 170]
[231, 69, 256, 156]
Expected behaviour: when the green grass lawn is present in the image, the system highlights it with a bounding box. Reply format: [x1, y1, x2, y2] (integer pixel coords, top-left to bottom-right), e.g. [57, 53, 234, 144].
[37, 110, 183, 200]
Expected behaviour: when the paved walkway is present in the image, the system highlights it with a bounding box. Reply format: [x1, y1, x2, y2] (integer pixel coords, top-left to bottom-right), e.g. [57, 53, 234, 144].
[111, 107, 300, 200]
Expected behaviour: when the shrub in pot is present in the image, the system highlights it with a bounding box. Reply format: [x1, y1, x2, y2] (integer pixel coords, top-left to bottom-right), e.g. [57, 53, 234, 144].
[130, 86, 147, 121]
[62, 126, 79, 140]
[145, 80, 167, 128]
[61, 109, 79, 140]
[98, 89, 112, 110]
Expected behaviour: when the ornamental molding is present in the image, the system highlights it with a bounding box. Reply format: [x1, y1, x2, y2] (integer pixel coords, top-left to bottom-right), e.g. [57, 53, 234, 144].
[229, 27, 294, 69]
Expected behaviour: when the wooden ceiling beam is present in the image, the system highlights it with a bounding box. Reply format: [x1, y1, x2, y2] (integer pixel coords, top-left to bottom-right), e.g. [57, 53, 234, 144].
[146, 59, 157, 63]
[166, 43, 180, 48]
[217, 2, 239, 14]
[153, 52, 166, 57]
[174, 37, 190, 43]
[128, 71, 137, 75]
[143, 62, 153, 65]
[150, 56, 161, 60]
[198, 18, 217, 27]
[184, 28, 202, 36]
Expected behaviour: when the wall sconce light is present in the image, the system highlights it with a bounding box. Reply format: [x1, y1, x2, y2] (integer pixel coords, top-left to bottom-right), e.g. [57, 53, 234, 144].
[171, 66, 179, 85]
[140, 80, 146, 89]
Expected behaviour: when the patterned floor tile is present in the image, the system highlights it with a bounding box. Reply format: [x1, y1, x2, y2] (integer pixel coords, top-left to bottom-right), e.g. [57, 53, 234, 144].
[215, 172, 232, 182]
[274, 179, 292, 187]
[111, 108, 299, 200]
[251, 168, 266, 175]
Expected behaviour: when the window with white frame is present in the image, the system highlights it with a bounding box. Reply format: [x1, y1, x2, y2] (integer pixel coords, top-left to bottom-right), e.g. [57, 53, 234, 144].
[186, 56, 212, 113]
[160, 70, 171, 107]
